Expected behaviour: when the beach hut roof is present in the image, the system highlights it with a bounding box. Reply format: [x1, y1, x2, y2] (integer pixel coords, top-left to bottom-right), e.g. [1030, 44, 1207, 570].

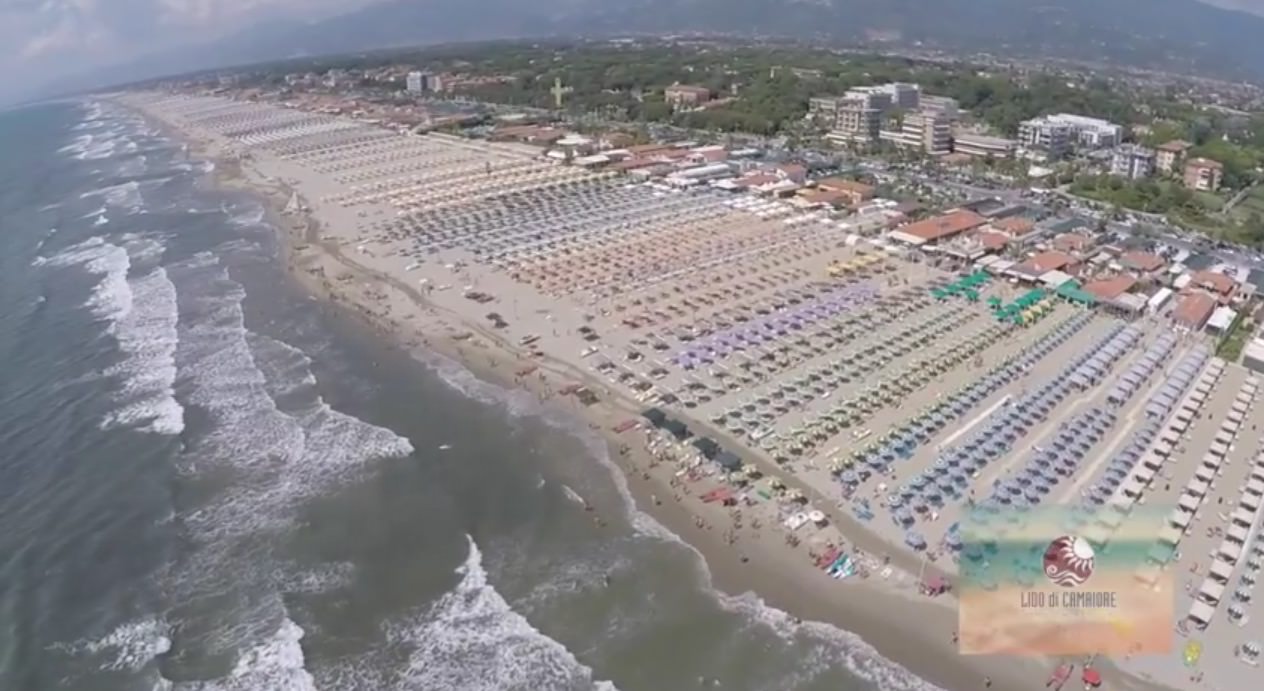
[715, 452, 743, 471]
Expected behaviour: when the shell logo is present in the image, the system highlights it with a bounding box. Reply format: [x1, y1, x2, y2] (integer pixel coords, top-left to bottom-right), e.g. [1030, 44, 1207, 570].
[1043, 535, 1095, 587]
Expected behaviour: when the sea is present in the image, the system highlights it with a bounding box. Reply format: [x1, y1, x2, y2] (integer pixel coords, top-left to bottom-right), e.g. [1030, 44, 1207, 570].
[0, 100, 939, 691]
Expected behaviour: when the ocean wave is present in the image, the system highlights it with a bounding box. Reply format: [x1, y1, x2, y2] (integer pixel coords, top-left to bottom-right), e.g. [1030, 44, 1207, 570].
[169, 617, 317, 691]
[172, 258, 412, 548]
[421, 348, 683, 544]
[150, 255, 411, 686]
[35, 236, 133, 325]
[80, 179, 145, 214]
[51, 616, 172, 674]
[420, 347, 941, 691]
[319, 535, 616, 691]
[718, 592, 944, 691]
[101, 267, 184, 435]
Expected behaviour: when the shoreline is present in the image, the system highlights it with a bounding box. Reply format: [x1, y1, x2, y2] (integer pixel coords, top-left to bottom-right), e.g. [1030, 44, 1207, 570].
[118, 95, 1178, 691]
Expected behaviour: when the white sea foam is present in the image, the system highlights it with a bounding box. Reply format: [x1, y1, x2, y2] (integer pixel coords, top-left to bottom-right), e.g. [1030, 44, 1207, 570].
[333, 535, 617, 691]
[81, 180, 144, 213]
[37, 237, 133, 326]
[229, 202, 266, 228]
[172, 260, 412, 547]
[101, 267, 184, 435]
[717, 591, 944, 691]
[119, 233, 167, 265]
[58, 617, 172, 672]
[168, 618, 317, 691]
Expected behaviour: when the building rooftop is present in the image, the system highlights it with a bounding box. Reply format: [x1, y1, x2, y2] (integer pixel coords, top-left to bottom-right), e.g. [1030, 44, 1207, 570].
[1084, 275, 1138, 301]
[1120, 250, 1166, 273]
[1014, 250, 1077, 277]
[1157, 140, 1193, 153]
[816, 177, 875, 196]
[1186, 157, 1224, 170]
[896, 209, 987, 243]
[1052, 232, 1093, 254]
[992, 217, 1036, 237]
[975, 231, 1010, 251]
[1189, 270, 1238, 296]
[1174, 292, 1217, 329]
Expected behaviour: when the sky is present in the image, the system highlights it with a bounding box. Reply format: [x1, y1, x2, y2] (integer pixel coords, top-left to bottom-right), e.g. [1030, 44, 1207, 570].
[3, 0, 1264, 101]
[0, 0, 368, 99]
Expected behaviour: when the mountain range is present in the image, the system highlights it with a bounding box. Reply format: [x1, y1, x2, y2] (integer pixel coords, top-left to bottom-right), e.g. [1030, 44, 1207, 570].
[58, 0, 1264, 96]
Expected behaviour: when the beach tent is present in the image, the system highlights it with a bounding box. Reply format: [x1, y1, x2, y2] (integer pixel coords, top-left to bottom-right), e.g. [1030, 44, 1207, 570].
[663, 419, 691, 440]
[642, 407, 668, 426]
[692, 437, 720, 459]
[715, 451, 743, 472]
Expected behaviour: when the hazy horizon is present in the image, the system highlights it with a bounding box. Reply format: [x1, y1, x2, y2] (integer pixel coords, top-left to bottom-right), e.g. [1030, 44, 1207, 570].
[5, 0, 1264, 103]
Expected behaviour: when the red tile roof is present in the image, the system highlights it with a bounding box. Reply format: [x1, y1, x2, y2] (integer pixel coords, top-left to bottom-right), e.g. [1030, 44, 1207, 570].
[1052, 232, 1092, 253]
[975, 231, 1010, 251]
[1017, 250, 1077, 276]
[1189, 270, 1237, 296]
[900, 209, 987, 242]
[1186, 157, 1224, 171]
[1120, 251, 1166, 272]
[1084, 275, 1137, 301]
[1174, 292, 1216, 329]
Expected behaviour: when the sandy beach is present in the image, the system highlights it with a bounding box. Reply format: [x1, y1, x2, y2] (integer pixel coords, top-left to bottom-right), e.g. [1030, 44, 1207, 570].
[110, 91, 1197, 691]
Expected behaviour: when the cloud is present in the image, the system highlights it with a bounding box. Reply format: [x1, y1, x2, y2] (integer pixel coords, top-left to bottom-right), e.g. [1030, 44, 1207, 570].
[0, 0, 365, 98]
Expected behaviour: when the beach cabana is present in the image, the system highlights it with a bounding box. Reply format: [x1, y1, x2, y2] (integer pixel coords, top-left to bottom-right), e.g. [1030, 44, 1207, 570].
[715, 451, 743, 472]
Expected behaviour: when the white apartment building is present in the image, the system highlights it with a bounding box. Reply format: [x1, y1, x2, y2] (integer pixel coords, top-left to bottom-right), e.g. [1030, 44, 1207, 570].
[847, 83, 921, 110]
[406, 71, 424, 93]
[1110, 144, 1156, 179]
[1018, 113, 1122, 158]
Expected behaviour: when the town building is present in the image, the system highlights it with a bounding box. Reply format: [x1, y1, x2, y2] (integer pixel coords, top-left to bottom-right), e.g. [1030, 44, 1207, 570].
[1018, 114, 1123, 158]
[884, 111, 952, 155]
[1173, 292, 1217, 332]
[919, 95, 960, 121]
[1185, 269, 1238, 303]
[814, 177, 875, 207]
[406, 71, 439, 93]
[888, 209, 988, 246]
[1110, 144, 1156, 179]
[831, 96, 882, 142]
[952, 132, 1017, 159]
[1052, 232, 1094, 255]
[1119, 250, 1167, 277]
[843, 86, 894, 112]
[1017, 119, 1073, 159]
[1156, 140, 1193, 174]
[1183, 158, 1224, 192]
[847, 83, 921, 110]
[664, 85, 712, 108]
